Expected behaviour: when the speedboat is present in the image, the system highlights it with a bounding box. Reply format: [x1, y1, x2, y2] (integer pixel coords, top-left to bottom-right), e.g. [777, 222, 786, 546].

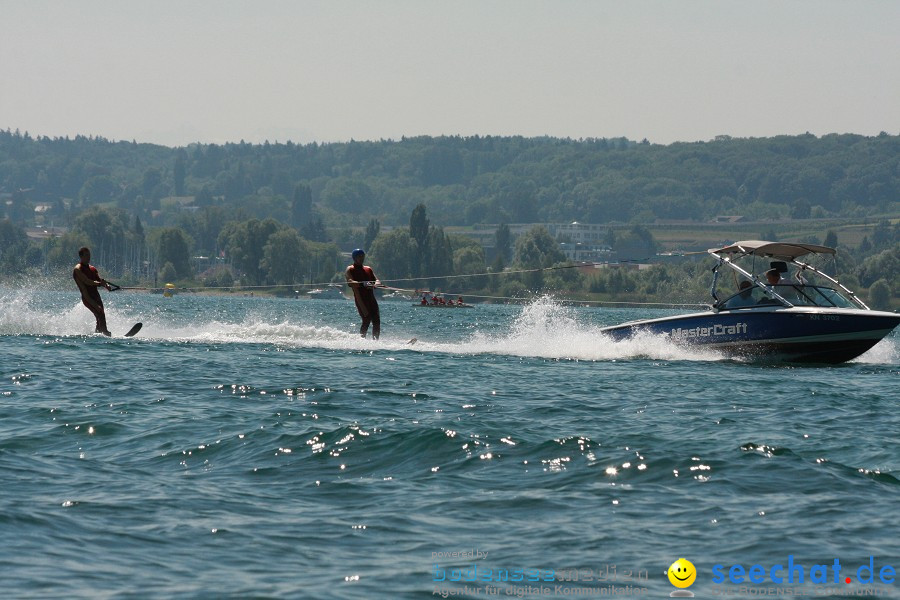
[600, 240, 899, 363]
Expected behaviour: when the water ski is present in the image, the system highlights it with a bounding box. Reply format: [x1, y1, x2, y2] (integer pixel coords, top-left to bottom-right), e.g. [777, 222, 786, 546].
[124, 322, 143, 337]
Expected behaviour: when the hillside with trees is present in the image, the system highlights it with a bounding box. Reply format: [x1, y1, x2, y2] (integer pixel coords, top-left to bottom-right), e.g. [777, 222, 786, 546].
[0, 129, 897, 306]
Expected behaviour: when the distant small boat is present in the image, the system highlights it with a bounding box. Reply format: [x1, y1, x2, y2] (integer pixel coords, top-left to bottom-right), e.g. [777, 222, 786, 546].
[381, 290, 415, 301]
[414, 303, 474, 309]
[413, 294, 473, 308]
[306, 286, 346, 300]
[413, 302, 474, 308]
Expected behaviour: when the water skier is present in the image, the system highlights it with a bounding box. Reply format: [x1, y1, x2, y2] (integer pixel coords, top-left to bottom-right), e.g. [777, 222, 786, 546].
[345, 248, 382, 339]
[73, 246, 112, 336]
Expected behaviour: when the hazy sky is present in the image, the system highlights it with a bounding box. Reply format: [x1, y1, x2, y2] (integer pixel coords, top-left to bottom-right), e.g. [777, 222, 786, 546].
[2, 0, 898, 147]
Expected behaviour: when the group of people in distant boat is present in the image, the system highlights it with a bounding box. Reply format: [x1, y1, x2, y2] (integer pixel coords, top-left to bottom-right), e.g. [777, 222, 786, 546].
[419, 292, 465, 306]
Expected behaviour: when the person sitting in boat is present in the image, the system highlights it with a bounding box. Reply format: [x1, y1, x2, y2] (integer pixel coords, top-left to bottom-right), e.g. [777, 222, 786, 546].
[765, 268, 790, 285]
[728, 280, 756, 307]
[457, 296, 464, 305]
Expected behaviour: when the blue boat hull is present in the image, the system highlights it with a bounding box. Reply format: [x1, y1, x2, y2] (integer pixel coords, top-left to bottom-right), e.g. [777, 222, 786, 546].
[600, 308, 900, 363]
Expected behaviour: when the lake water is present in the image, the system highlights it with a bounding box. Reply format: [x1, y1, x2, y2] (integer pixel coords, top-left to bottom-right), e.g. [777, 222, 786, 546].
[1, 287, 897, 599]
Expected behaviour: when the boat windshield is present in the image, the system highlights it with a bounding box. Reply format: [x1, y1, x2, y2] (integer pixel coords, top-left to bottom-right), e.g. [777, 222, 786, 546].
[719, 285, 857, 310]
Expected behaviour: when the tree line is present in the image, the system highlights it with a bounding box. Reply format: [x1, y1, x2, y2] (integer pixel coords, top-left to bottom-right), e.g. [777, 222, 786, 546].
[0, 129, 897, 306]
[2, 129, 898, 233]
[2, 201, 896, 309]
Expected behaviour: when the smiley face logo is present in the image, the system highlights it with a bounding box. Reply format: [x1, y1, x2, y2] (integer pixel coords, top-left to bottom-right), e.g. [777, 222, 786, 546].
[667, 558, 696, 588]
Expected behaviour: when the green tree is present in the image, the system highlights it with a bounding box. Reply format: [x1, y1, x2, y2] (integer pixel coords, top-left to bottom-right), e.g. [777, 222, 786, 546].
[515, 226, 565, 268]
[872, 219, 894, 249]
[291, 183, 313, 228]
[78, 175, 118, 206]
[495, 223, 511, 264]
[490, 254, 505, 282]
[453, 245, 487, 289]
[153, 227, 193, 279]
[363, 218, 380, 251]
[629, 224, 658, 253]
[421, 146, 463, 185]
[262, 228, 306, 285]
[218, 218, 283, 285]
[300, 214, 328, 242]
[126, 214, 147, 279]
[867, 279, 891, 311]
[604, 227, 617, 248]
[178, 206, 228, 255]
[496, 177, 538, 223]
[605, 267, 633, 294]
[823, 230, 838, 248]
[141, 167, 165, 200]
[514, 226, 566, 290]
[303, 241, 342, 283]
[791, 198, 811, 219]
[0, 219, 27, 253]
[45, 231, 92, 270]
[23, 244, 44, 270]
[856, 244, 899, 287]
[424, 226, 453, 289]
[409, 203, 430, 276]
[613, 225, 657, 262]
[369, 229, 416, 281]
[173, 150, 187, 196]
[859, 236, 872, 254]
[409, 204, 429, 250]
[195, 186, 215, 207]
[218, 268, 234, 287]
[0, 219, 30, 275]
[159, 261, 177, 283]
[204, 266, 235, 289]
[71, 206, 130, 275]
[319, 178, 375, 213]
[760, 228, 779, 242]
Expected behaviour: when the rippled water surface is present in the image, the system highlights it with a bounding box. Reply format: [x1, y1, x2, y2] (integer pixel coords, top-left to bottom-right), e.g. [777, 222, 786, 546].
[1, 288, 898, 599]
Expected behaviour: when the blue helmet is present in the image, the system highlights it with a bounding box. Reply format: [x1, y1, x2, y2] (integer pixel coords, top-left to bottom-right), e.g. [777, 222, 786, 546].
[351, 248, 365, 258]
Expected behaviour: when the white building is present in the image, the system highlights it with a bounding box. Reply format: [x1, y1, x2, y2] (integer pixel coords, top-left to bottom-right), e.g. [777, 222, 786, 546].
[546, 221, 609, 244]
[558, 242, 616, 263]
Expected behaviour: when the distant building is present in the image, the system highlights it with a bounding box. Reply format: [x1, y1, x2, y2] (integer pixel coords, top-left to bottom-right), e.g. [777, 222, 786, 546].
[558, 242, 616, 263]
[449, 222, 622, 263]
[546, 221, 608, 244]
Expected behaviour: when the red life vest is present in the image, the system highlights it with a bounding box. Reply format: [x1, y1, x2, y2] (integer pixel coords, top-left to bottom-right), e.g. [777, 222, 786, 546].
[74, 263, 102, 302]
[347, 264, 376, 283]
